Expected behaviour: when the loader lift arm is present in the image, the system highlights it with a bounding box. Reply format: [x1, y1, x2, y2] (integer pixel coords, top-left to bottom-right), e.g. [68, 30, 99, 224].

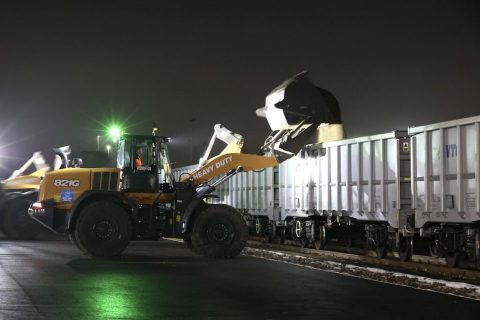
[7, 152, 49, 180]
[5, 145, 72, 182]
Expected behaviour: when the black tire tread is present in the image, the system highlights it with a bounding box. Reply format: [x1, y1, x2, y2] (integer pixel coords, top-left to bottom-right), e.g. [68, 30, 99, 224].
[73, 200, 132, 257]
[190, 204, 247, 259]
[2, 199, 43, 240]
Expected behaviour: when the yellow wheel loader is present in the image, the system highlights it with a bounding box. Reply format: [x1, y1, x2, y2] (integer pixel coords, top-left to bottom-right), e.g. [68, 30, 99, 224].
[0, 146, 72, 239]
[29, 71, 343, 258]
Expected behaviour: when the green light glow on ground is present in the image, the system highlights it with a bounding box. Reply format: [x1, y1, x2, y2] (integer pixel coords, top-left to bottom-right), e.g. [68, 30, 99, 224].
[74, 271, 174, 319]
[88, 274, 139, 318]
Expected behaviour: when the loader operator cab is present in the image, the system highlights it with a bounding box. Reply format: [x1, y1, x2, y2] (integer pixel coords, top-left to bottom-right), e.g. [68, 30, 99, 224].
[117, 134, 173, 193]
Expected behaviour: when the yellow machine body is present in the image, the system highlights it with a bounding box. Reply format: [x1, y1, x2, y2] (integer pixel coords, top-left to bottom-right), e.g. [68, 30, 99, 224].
[39, 167, 176, 210]
[1, 167, 50, 191]
[39, 168, 120, 209]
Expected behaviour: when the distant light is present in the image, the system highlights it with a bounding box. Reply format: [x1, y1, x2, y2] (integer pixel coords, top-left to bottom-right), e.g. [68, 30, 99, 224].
[106, 145, 111, 151]
[108, 126, 122, 142]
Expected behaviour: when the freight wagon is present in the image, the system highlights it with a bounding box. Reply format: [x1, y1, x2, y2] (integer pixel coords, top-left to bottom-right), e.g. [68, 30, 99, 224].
[173, 115, 480, 267]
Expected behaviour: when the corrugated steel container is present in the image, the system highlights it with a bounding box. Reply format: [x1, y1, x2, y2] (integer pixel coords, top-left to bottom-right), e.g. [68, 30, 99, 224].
[278, 153, 312, 218]
[409, 115, 480, 228]
[172, 165, 197, 182]
[172, 130, 411, 228]
[227, 167, 276, 218]
[172, 164, 277, 220]
[309, 130, 411, 228]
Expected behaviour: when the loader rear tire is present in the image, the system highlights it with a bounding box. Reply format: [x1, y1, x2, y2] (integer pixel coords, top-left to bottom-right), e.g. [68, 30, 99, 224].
[74, 200, 132, 257]
[190, 204, 247, 259]
[2, 199, 43, 240]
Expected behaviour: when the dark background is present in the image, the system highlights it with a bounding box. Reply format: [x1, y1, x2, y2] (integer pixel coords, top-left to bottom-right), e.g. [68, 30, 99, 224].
[0, 0, 479, 176]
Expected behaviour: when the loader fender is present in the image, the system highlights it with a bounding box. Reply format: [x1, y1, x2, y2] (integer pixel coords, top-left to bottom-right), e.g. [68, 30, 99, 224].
[181, 193, 217, 234]
[66, 190, 126, 232]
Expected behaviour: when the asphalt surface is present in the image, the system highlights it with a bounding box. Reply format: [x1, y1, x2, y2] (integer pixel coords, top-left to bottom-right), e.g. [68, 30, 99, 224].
[0, 238, 478, 320]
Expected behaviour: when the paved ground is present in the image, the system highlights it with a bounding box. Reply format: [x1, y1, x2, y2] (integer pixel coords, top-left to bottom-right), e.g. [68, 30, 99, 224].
[0, 239, 478, 320]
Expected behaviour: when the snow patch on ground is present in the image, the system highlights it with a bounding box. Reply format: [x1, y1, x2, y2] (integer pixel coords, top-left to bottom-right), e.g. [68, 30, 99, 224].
[242, 247, 480, 300]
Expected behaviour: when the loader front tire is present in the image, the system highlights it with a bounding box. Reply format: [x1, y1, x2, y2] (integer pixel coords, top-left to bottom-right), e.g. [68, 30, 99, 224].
[74, 200, 132, 257]
[2, 199, 43, 240]
[184, 235, 200, 254]
[69, 232, 86, 253]
[190, 204, 247, 259]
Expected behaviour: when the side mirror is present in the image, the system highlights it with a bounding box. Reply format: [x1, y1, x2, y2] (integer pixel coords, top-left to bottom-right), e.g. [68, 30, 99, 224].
[71, 158, 83, 168]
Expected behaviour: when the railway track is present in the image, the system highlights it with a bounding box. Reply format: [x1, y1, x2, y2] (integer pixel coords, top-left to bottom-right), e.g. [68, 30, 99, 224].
[247, 238, 480, 285]
[165, 237, 480, 299]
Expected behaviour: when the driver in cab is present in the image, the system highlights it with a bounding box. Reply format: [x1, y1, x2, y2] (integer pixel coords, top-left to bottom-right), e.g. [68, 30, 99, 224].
[135, 148, 149, 171]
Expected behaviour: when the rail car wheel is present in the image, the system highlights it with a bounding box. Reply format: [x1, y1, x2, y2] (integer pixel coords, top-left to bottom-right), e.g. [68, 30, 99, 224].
[398, 234, 413, 262]
[2, 199, 44, 240]
[74, 200, 132, 257]
[429, 238, 443, 258]
[294, 220, 303, 239]
[300, 237, 308, 248]
[344, 238, 353, 248]
[259, 220, 270, 243]
[190, 204, 248, 259]
[376, 243, 388, 258]
[270, 224, 279, 244]
[280, 228, 286, 244]
[272, 234, 282, 244]
[446, 251, 460, 268]
[255, 217, 263, 236]
[314, 225, 326, 250]
[273, 228, 286, 245]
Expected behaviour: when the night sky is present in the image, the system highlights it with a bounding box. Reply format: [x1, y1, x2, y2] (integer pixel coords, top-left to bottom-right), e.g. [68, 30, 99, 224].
[0, 1, 479, 176]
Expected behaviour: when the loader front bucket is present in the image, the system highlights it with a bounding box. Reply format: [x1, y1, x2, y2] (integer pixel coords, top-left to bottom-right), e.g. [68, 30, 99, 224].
[257, 71, 343, 162]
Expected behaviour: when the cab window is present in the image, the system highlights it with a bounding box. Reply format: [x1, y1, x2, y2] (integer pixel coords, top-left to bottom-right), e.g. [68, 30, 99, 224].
[135, 139, 155, 169]
[117, 140, 131, 169]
